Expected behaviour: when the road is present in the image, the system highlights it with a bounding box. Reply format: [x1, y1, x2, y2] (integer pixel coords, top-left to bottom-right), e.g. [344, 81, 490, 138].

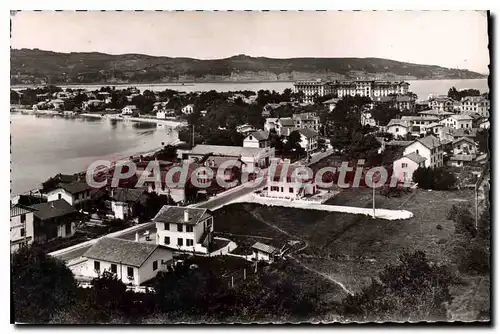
[51, 176, 268, 262]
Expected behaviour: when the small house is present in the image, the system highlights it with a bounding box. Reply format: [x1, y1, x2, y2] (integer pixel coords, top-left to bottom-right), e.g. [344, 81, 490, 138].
[122, 105, 139, 115]
[82, 237, 174, 286]
[29, 199, 80, 243]
[252, 242, 278, 263]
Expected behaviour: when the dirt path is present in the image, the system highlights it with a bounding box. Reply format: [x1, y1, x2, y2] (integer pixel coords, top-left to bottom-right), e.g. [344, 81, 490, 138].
[246, 206, 353, 296]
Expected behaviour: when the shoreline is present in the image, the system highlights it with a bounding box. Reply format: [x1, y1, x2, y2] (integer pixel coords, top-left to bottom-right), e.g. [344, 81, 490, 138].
[10, 78, 488, 89]
[79, 113, 187, 128]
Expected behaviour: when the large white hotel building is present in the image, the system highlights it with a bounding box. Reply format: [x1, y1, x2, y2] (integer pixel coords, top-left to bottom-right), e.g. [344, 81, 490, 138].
[293, 79, 410, 103]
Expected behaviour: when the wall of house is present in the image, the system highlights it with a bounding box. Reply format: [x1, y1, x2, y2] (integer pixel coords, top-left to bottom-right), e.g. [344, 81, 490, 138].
[243, 137, 260, 148]
[453, 142, 477, 156]
[111, 201, 128, 220]
[387, 125, 408, 138]
[156, 221, 210, 254]
[392, 157, 420, 182]
[253, 250, 272, 262]
[10, 212, 35, 252]
[138, 248, 174, 284]
[404, 142, 431, 168]
[46, 189, 74, 205]
[82, 258, 140, 285]
[57, 221, 76, 238]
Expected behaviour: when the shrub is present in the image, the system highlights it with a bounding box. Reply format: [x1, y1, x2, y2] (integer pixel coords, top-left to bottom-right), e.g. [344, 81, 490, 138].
[436, 224, 443, 230]
[413, 167, 456, 190]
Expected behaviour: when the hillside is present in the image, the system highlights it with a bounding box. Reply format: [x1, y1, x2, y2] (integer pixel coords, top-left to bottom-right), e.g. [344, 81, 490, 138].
[10, 49, 486, 85]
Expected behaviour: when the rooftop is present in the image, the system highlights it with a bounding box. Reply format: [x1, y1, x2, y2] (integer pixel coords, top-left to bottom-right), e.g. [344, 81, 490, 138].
[152, 206, 211, 226]
[297, 128, 319, 139]
[10, 204, 35, 218]
[83, 237, 165, 267]
[247, 130, 270, 141]
[401, 152, 427, 164]
[30, 199, 78, 221]
[190, 144, 268, 157]
[413, 135, 441, 150]
[111, 187, 147, 203]
[252, 242, 278, 254]
[57, 181, 92, 194]
[278, 118, 295, 127]
[452, 137, 476, 145]
[387, 119, 410, 128]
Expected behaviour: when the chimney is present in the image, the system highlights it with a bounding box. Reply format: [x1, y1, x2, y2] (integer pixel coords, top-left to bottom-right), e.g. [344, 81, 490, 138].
[184, 210, 189, 222]
[135, 232, 139, 242]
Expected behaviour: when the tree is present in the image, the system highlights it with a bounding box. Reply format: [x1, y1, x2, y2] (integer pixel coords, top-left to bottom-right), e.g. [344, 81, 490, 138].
[12, 245, 78, 323]
[346, 133, 381, 164]
[413, 167, 456, 190]
[476, 129, 489, 153]
[284, 130, 305, 158]
[340, 250, 454, 322]
[371, 103, 400, 126]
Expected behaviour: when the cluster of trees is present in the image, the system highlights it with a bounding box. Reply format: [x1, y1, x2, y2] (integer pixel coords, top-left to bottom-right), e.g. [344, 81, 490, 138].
[447, 87, 488, 101]
[339, 250, 456, 322]
[413, 167, 457, 190]
[12, 244, 462, 324]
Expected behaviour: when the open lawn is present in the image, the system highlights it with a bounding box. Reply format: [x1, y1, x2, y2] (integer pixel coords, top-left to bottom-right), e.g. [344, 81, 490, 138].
[213, 187, 489, 319]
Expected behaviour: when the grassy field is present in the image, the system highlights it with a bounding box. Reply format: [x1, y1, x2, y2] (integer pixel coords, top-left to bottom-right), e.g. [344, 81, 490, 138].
[213, 187, 489, 320]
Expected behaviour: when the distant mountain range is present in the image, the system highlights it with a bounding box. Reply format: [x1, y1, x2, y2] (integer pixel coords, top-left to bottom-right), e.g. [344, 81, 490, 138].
[10, 48, 487, 85]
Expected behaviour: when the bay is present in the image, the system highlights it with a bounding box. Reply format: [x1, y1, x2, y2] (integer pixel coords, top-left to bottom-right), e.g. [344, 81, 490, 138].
[10, 114, 178, 195]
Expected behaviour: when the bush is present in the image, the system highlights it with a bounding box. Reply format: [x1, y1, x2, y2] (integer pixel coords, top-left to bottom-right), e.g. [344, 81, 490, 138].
[459, 247, 490, 275]
[413, 167, 456, 190]
[436, 224, 443, 230]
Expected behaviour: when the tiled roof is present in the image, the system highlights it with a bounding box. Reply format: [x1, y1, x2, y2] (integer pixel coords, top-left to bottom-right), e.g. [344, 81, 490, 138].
[30, 199, 78, 221]
[190, 145, 267, 157]
[123, 105, 138, 109]
[450, 155, 475, 162]
[10, 204, 35, 218]
[152, 206, 211, 226]
[386, 140, 413, 147]
[58, 181, 92, 194]
[83, 238, 163, 267]
[297, 128, 319, 139]
[247, 130, 270, 141]
[401, 116, 440, 122]
[402, 152, 427, 164]
[423, 122, 444, 128]
[252, 242, 278, 254]
[387, 119, 410, 128]
[450, 114, 473, 121]
[452, 128, 478, 138]
[418, 110, 454, 117]
[414, 135, 441, 150]
[322, 98, 340, 104]
[452, 137, 476, 145]
[111, 188, 146, 203]
[278, 118, 295, 127]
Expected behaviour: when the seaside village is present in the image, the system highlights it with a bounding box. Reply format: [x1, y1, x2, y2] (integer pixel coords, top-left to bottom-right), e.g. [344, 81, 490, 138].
[11, 79, 490, 291]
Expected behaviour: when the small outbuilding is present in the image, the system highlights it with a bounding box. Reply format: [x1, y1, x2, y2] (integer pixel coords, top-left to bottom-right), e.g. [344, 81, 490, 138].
[251, 242, 279, 263]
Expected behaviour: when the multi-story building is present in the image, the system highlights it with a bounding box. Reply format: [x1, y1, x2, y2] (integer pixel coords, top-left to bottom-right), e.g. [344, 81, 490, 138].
[403, 135, 444, 168]
[243, 131, 270, 148]
[10, 204, 35, 253]
[292, 80, 333, 103]
[297, 128, 319, 153]
[153, 206, 214, 254]
[293, 80, 410, 102]
[292, 112, 320, 132]
[266, 162, 317, 200]
[373, 95, 416, 112]
[440, 114, 473, 130]
[460, 96, 490, 117]
[427, 96, 454, 112]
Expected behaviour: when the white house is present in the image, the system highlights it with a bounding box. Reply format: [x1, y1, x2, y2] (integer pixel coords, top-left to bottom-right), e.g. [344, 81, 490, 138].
[252, 242, 279, 263]
[392, 152, 427, 183]
[122, 105, 139, 115]
[440, 114, 473, 130]
[360, 112, 377, 127]
[243, 130, 270, 148]
[292, 112, 320, 132]
[297, 128, 319, 153]
[29, 199, 80, 243]
[45, 181, 92, 209]
[422, 122, 445, 138]
[403, 135, 443, 168]
[322, 98, 340, 112]
[417, 109, 454, 121]
[181, 104, 194, 115]
[153, 206, 214, 254]
[110, 188, 147, 221]
[10, 204, 35, 253]
[82, 237, 174, 286]
[49, 99, 65, 110]
[386, 119, 410, 138]
[156, 109, 176, 119]
[460, 96, 490, 117]
[452, 137, 477, 157]
[266, 162, 317, 200]
[428, 96, 454, 112]
[478, 118, 490, 129]
[264, 118, 296, 137]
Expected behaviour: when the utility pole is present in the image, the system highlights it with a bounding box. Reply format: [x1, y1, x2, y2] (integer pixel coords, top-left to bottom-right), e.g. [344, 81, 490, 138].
[243, 268, 247, 280]
[475, 182, 478, 229]
[192, 124, 195, 148]
[372, 184, 376, 218]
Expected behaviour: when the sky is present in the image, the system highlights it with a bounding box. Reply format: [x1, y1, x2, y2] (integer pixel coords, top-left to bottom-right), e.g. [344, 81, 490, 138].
[11, 11, 490, 74]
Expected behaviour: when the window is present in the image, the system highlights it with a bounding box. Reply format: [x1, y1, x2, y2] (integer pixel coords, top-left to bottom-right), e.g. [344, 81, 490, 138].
[402, 163, 408, 168]
[164, 236, 170, 245]
[395, 128, 399, 132]
[416, 150, 419, 154]
[178, 238, 183, 246]
[153, 260, 158, 271]
[58, 194, 62, 200]
[20, 214, 26, 224]
[187, 239, 194, 247]
[164, 223, 169, 230]
[177, 224, 183, 232]
[280, 187, 284, 192]
[289, 187, 294, 193]
[20, 228, 25, 237]
[270, 186, 279, 191]
[110, 264, 117, 274]
[186, 225, 193, 233]
[127, 267, 134, 278]
[94, 261, 100, 272]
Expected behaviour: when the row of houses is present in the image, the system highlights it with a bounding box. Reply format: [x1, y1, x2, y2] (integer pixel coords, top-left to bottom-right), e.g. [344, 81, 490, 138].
[427, 95, 490, 117]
